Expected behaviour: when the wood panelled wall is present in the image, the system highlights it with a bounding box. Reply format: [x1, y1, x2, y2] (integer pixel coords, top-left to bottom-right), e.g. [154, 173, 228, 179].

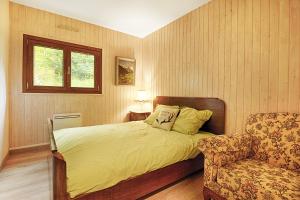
[9, 0, 300, 148]
[142, 0, 300, 134]
[9, 3, 143, 148]
[0, 0, 10, 163]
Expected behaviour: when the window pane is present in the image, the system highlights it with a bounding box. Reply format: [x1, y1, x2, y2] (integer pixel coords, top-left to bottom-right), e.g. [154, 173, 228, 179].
[71, 52, 95, 88]
[33, 46, 64, 87]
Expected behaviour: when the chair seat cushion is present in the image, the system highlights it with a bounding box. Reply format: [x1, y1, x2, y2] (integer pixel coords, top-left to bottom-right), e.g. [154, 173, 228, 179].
[217, 159, 300, 200]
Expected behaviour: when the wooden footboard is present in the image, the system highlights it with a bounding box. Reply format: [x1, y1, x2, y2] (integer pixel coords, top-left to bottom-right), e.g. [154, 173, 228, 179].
[52, 152, 204, 200]
[53, 152, 69, 200]
[50, 121, 205, 200]
[49, 118, 69, 200]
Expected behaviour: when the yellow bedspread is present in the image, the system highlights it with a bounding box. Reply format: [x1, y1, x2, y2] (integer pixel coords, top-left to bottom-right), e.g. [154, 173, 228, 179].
[54, 121, 213, 198]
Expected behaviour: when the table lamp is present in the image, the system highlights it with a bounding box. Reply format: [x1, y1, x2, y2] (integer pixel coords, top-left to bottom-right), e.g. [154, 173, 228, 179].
[135, 90, 150, 112]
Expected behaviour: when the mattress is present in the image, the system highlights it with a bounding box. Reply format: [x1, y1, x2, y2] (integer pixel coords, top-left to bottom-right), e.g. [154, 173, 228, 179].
[54, 121, 214, 198]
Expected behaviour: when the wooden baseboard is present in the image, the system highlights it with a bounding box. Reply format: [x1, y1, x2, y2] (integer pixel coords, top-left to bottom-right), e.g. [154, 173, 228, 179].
[9, 143, 50, 155]
[0, 152, 9, 171]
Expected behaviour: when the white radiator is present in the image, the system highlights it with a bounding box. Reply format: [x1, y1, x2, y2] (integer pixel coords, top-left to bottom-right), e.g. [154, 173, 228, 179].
[52, 113, 82, 131]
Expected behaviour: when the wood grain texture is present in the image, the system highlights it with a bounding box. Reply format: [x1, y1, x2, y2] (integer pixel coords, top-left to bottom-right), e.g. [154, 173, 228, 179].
[51, 96, 225, 200]
[9, 3, 143, 148]
[0, 0, 10, 167]
[0, 150, 52, 200]
[76, 156, 204, 200]
[52, 151, 204, 200]
[128, 111, 151, 121]
[142, 0, 300, 135]
[154, 96, 225, 134]
[0, 149, 205, 200]
[22, 34, 102, 94]
[203, 186, 226, 200]
[9, 0, 300, 147]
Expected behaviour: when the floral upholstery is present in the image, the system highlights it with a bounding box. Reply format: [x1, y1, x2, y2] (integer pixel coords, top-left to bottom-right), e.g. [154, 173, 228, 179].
[198, 134, 252, 155]
[199, 113, 300, 200]
[246, 113, 300, 171]
[198, 133, 252, 183]
[217, 159, 300, 200]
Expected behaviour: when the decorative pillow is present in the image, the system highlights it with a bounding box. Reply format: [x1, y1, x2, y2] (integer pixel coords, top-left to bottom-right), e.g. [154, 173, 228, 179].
[144, 104, 179, 125]
[152, 108, 179, 131]
[172, 108, 213, 135]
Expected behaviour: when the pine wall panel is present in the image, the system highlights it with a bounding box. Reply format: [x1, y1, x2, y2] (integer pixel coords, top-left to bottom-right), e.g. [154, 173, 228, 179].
[142, 0, 300, 135]
[9, 0, 300, 148]
[9, 3, 143, 148]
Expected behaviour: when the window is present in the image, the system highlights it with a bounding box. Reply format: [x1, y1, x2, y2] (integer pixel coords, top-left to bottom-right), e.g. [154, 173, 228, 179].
[23, 35, 102, 94]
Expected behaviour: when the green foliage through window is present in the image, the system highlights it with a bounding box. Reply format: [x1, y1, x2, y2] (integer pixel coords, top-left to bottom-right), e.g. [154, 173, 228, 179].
[33, 46, 63, 86]
[71, 52, 94, 88]
[24, 34, 101, 94]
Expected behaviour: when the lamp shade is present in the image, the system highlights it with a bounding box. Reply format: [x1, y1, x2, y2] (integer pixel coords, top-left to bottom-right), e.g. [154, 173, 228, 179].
[136, 90, 148, 102]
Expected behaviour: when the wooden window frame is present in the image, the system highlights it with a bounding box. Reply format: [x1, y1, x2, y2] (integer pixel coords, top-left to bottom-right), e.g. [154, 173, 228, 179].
[23, 34, 102, 94]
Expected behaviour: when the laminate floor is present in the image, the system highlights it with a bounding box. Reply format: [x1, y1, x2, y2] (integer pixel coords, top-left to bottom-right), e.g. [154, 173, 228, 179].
[0, 150, 204, 200]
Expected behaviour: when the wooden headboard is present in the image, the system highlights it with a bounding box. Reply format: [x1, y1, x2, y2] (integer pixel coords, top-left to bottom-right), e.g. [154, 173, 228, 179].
[153, 96, 225, 135]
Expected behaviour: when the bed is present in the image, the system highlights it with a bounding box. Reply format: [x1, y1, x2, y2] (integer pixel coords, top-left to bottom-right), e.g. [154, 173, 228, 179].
[50, 96, 225, 200]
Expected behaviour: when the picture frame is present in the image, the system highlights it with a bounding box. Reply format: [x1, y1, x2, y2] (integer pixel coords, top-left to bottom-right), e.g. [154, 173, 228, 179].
[115, 57, 136, 85]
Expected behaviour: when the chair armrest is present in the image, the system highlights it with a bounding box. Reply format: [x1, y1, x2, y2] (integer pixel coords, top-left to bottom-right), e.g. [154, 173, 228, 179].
[198, 133, 252, 185]
[198, 133, 252, 155]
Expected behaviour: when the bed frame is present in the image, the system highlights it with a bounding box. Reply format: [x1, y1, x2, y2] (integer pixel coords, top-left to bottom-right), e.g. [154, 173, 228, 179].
[50, 96, 225, 200]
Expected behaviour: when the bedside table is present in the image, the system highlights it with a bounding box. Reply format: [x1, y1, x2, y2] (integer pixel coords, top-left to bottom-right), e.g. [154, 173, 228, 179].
[129, 111, 151, 121]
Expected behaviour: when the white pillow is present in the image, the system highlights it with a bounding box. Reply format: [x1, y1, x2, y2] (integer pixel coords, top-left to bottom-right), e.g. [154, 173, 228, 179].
[152, 108, 179, 131]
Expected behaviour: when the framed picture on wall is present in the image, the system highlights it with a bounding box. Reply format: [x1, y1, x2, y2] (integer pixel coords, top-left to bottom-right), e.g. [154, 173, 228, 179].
[115, 57, 136, 85]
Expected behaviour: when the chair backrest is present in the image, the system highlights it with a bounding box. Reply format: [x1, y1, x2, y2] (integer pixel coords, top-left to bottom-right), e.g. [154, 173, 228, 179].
[245, 113, 300, 171]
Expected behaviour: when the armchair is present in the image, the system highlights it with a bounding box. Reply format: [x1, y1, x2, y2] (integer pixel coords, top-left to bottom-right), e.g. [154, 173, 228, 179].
[199, 113, 300, 200]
